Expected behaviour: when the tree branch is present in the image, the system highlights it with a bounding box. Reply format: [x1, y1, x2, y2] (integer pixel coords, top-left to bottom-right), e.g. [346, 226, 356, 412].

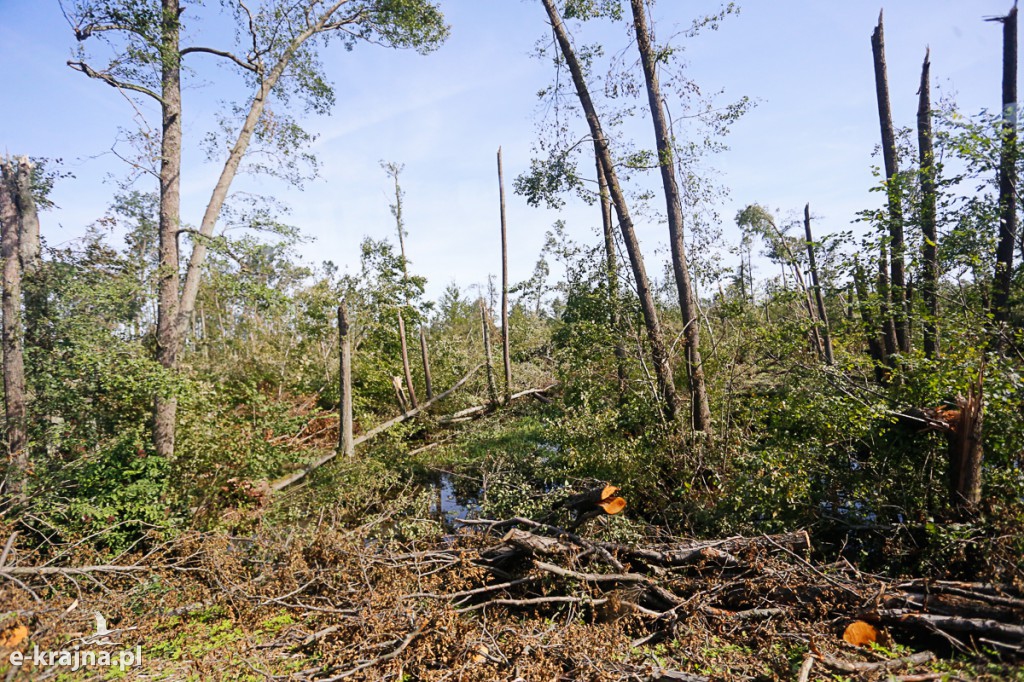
[67, 61, 163, 103]
[181, 46, 259, 73]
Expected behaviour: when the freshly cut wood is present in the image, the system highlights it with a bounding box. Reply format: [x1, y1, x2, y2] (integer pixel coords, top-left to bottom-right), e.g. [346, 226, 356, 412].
[843, 620, 879, 646]
[598, 497, 626, 515]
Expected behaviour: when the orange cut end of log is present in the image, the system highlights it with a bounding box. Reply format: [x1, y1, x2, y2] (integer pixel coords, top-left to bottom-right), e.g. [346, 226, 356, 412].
[598, 497, 626, 515]
[600, 485, 619, 502]
[843, 620, 878, 647]
[0, 624, 28, 647]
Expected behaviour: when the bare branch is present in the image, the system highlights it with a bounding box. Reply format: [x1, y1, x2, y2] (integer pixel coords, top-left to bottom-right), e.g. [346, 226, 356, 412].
[67, 60, 163, 103]
[181, 46, 259, 73]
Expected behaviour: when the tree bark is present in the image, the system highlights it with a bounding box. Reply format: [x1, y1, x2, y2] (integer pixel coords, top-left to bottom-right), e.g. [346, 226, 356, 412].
[872, 10, 909, 354]
[803, 204, 834, 365]
[419, 326, 433, 401]
[338, 301, 353, 458]
[398, 312, 418, 409]
[10, 158, 40, 277]
[992, 5, 1018, 327]
[480, 300, 498, 406]
[596, 150, 627, 395]
[629, 0, 710, 431]
[497, 148, 512, 404]
[540, 0, 679, 421]
[917, 49, 939, 359]
[0, 171, 27, 501]
[152, 0, 184, 462]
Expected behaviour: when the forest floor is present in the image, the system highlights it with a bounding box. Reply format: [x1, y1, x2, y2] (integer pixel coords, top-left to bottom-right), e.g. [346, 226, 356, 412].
[2, 407, 1023, 681]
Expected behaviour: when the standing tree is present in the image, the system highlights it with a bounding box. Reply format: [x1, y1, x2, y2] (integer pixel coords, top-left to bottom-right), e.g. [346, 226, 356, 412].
[989, 4, 1018, 327]
[539, 0, 680, 422]
[871, 10, 909, 355]
[628, 0, 711, 432]
[497, 148, 513, 405]
[67, 0, 448, 459]
[917, 48, 939, 359]
[0, 161, 28, 502]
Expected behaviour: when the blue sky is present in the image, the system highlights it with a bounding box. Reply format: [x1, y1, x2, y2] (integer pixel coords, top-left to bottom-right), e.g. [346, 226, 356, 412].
[0, 1, 1014, 302]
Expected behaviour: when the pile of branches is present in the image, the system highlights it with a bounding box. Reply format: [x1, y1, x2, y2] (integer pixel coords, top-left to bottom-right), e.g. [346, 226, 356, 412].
[1, 501, 1022, 680]
[425, 513, 1024, 678]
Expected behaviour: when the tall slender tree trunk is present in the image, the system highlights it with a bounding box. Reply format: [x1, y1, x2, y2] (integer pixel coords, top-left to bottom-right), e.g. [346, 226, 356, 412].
[596, 149, 627, 395]
[497, 148, 512, 404]
[338, 301, 353, 458]
[154, 0, 183, 461]
[872, 10, 909, 354]
[419, 326, 433, 401]
[540, 0, 679, 421]
[387, 163, 418, 408]
[0, 171, 27, 502]
[629, 0, 710, 432]
[992, 5, 1018, 326]
[480, 300, 498, 406]
[803, 204, 834, 366]
[918, 48, 940, 359]
[397, 312, 418, 409]
[878, 243, 898, 362]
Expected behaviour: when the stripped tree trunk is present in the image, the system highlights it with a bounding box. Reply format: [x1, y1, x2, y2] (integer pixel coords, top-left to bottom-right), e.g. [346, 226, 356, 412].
[541, 0, 679, 421]
[338, 301, 353, 458]
[803, 204, 834, 365]
[480, 300, 498, 406]
[918, 48, 939, 358]
[419, 326, 433, 401]
[992, 5, 1018, 327]
[398, 312, 418, 409]
[629, 0, 711, 432]
[0, 172, 27, 501]
[872, 10, 909, 354]
[596, 150, 627, 395]
[497, 148, 512, 404]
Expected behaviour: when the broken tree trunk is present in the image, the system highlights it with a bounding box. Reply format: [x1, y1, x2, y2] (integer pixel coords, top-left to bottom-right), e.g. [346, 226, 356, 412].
[392, 376, 409, 415]
[419, 326, 433, 401]
[541, 0, 680, 422]
[271, 364, 484, 491]
[0, 172, 27, 502]
[398, 312, 419, 409]
[872, 10, 909, 354]
[949, 376, 985, 516]
[480, 299, 498, 406]
[629, 0, 711, 432]
[803, 204, 834, 366]
[918, 48, 940, 359]
[498, 148, 513, 405]
[991, 5, 1018, 328]
[338, 301, 354, 458]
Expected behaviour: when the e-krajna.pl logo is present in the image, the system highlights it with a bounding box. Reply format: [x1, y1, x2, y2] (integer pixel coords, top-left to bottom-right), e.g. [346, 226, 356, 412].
[9, 645, 143, 672]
